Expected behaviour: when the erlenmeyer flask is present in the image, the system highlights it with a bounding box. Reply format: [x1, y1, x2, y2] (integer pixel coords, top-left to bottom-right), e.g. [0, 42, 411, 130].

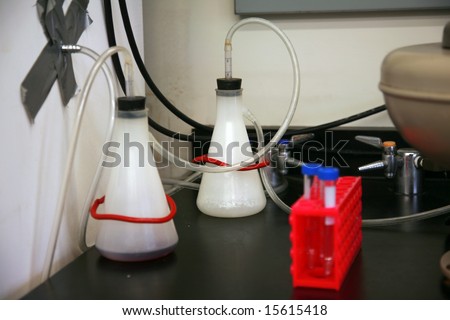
[196, 78, 266, 218]
[93, 96, 178, 261]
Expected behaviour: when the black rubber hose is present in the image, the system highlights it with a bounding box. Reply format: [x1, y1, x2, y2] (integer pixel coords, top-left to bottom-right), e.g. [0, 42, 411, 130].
[103, 0, 126, 93]
[103, 0, 206, 141]
[284, 105, 387, 136]
[148, 117, 211, 142]
[104, 0, 387, 141]
[117, 0, 213, 133]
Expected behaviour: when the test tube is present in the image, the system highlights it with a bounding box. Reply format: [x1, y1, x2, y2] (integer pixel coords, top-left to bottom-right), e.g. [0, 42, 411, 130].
[301, 163, 321, 200]
[320, 168, 338, 209]
[302, 163, 321, 270]
[318, 167, 339, 277]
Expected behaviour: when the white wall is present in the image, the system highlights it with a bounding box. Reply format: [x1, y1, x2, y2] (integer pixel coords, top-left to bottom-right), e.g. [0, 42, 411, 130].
[0, 1, 144, 299]
[143, 0, 450, 133]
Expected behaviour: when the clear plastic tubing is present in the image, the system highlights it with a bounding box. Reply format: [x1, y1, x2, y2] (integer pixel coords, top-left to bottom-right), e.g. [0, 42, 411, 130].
[165, 172, 203, 196]
[148, 17, 300, 173]
[243, 63, 450, 228]
[243, 72, 450, 227]
[41, 45, 130, 282]
[162, 178, 200, 191]
[76, 47, 125, 252]
[244, 107, 295, 214]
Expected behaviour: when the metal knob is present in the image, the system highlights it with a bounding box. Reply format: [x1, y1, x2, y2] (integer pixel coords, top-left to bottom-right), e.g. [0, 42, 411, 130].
[355, 135, 399, 179]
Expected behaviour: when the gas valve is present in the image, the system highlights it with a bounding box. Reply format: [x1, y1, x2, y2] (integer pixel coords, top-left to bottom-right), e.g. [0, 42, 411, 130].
[264, 134, 314, 193]
[355, 135, 423, 195]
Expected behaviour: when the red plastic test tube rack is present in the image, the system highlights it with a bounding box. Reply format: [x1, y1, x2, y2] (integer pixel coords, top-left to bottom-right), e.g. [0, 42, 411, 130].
[289, 176, 362, 290]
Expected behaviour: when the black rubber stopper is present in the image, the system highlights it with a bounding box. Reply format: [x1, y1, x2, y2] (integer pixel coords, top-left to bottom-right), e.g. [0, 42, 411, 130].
[217, 78, 242, 90]
[118, 96, 146, 111]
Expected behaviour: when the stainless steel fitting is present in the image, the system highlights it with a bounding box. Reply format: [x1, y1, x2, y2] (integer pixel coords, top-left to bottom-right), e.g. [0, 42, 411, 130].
[355, 135, 423, 195]
[264, 133, 314, 193]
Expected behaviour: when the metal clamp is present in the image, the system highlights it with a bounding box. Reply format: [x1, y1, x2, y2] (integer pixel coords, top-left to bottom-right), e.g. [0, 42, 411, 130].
[264, 133, 314, 193]
[355, 135, 423, 195]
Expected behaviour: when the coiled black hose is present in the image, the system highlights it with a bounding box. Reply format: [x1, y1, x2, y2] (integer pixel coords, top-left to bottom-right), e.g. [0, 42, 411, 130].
[104, 0, 387, 142]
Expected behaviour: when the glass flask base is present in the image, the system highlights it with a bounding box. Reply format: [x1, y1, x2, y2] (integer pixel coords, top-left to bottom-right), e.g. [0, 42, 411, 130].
[197, 198, 265, 218]
[96, 242, 177, 262]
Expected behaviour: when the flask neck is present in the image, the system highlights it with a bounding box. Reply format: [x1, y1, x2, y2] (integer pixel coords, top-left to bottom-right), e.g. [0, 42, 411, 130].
[110, 109, 153, 168]
[115, 109, 147, 136]
[117, 109, 147, 121]
[210, 89, 250, 164]
[215, 90, 244, 121]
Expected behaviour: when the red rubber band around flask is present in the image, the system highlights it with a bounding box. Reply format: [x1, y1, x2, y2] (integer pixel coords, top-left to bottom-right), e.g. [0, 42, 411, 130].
[192, 155, 269, 171]
[90, 194, 177, 223]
